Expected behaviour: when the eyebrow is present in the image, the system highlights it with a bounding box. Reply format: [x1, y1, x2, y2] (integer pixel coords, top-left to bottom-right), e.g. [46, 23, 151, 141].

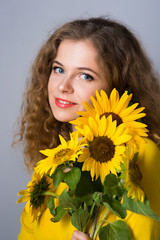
[77, 67, 99, 76]
[53, 60, 99, 76]
[53, 60, 64, 67]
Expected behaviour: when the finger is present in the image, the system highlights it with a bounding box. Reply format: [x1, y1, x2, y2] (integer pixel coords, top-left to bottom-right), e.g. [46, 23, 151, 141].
[71, 230, 90, 240]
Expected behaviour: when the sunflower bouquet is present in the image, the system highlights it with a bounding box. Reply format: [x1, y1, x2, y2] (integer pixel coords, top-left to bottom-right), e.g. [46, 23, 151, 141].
[17, 89, 160, 240]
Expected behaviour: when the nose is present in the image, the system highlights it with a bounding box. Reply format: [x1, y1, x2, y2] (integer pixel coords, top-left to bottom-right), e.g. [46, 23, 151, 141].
[57, 75, 74, 93]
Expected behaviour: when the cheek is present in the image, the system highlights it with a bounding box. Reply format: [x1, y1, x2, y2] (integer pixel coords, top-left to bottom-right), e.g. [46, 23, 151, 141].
[48, 77, 55, 94]
[48, 81, 51, 98]
[48, 79, 54, 105]
[97, 78, 109, 93]
[80, 89, 96, 103]
[78, 81, 108, 106]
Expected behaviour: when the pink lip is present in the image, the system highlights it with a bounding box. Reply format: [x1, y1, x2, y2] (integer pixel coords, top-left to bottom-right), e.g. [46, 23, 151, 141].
[55, 98, 77, 108]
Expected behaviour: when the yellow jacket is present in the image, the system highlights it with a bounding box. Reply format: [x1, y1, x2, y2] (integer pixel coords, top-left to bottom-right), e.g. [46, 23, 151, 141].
[18, 139, 160, 240]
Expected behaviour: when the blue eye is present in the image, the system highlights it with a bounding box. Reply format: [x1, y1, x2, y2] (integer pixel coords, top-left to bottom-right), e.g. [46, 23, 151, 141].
[81, 73, 93, 81]
[53, 66, 65, 74]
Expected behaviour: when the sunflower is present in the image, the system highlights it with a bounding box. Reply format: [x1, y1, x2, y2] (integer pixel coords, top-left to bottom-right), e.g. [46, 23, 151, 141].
[70, 88, 148, 148]
[77, 115, 132, 183]
[36, 132, 85, 177]
[17, 170, 53, 221]
[123, 147, 145, 202]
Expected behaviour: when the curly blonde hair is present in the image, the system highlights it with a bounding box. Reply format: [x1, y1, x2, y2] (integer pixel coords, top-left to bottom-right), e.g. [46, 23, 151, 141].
[14, 17, 160, 170]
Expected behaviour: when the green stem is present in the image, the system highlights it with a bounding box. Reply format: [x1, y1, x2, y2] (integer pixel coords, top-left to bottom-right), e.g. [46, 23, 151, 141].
[82, 202, 96, 233]
[84, 202, 88, 212]
[90, 207, 100, 239]
[89, 202, 96, 221]
[42, 191, 59, 198]
[92, 208, 109, 240]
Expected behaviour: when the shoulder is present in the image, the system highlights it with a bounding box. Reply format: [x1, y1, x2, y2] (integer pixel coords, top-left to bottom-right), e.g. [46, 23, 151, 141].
[138, 138, 160, 216]
[138, 138, 160, 178]
[18, 202, 35, 240]
[139, 138, 160, 161]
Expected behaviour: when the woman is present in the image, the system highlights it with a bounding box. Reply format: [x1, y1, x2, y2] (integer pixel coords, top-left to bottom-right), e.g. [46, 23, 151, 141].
[16, 17, 160, 239]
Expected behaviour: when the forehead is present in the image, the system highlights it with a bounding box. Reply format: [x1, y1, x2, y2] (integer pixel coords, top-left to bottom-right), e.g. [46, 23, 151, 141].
[55, 39, 103, 69]
[57, 39, 97, 54]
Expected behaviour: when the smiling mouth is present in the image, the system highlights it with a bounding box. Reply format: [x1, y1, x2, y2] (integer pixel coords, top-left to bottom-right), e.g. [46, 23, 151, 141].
[55, 98, 77, 108]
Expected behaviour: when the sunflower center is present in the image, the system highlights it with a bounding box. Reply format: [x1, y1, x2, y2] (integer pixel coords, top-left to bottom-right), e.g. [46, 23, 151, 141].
[55, 148, 72, 158]
[89, 136, 115, 163]
[30, 176, 50, 209]
[100, 112, 123, 126]
[129, 161, 142, 187]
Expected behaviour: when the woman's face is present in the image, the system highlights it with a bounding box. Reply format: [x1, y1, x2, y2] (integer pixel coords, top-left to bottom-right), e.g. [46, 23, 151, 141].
[48, 39, 109, 122]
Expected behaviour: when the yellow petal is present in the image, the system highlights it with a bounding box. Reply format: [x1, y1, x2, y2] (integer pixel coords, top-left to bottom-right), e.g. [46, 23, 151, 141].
[78, 149, 90, 162]
[100, 90, 110, 111]
[126, 121, 147, 128]
[96, 90, 104, 110]
[115, 146, 126, 155]
[84, 124, 94, 141]
[114, 134, 132, 145]
[123, 113, 146, 122]
[115, 92, 132, 113]
[98, 116, 107, 136]
[131, 107, 145, 115]
[106, 120, 117, 139]
[75, 126, 86, 136]
[17, 189, 29, 197]
[90, 96, 102, 114]
[88, 117, 98, 137]
[120, 103, 139, 117]
[110, 88, 119, 111]
[95, 161, 100, 180]
[39, 149, 56, 157]
[107, 161, 117, 174]
[104, 115, 113, 136]
[100, 163, 109, 183]
[111, 123, 125, 141]
[59, 135, 67, 146]
[16, 196, 29, 204]
[83, 101, 96, 115]
[50, 165, 58, 175]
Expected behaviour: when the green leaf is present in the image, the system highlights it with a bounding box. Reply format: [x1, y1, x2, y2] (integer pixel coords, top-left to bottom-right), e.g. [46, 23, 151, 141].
[52, 167, 65, 190]
[75, 172, 93, 202]
[103, 194, 127, 219]
[99, 220, 131, 240]
[132, 152, 138, 162]
[71, 208, 90, 231]
[85, 198, 93, 206]
[122, 192, 160, 222]
[50, 206, 66, 222]
[92, 176, 103, 192]
[104, 174, 123, 197]
[93, 192, 103, 206]
[64, 167, 81, 190]
[59, 189, 81, 211]
[47, 196, 55, 216]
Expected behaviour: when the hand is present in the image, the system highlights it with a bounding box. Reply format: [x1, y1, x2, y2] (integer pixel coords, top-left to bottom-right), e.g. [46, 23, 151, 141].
[71, 230, 91, 240]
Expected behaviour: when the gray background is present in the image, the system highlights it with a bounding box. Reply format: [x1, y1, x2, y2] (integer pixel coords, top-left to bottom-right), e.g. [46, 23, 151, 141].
[0, 0, 160, 239]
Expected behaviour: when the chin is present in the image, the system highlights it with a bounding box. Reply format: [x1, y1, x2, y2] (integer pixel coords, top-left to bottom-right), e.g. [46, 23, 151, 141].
[54, 114, 78, 123]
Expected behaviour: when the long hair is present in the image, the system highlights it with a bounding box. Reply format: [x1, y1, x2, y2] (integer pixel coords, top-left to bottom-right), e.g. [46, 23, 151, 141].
[14, 17, 160, 170]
